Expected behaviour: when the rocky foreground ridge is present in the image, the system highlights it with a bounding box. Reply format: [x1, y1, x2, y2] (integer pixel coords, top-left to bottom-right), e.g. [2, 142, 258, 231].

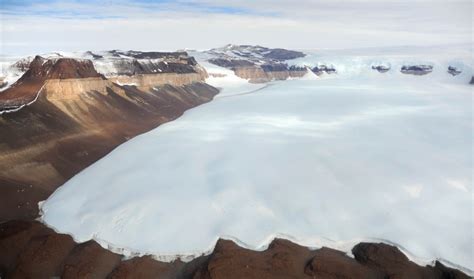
[0, 220, 469, 279]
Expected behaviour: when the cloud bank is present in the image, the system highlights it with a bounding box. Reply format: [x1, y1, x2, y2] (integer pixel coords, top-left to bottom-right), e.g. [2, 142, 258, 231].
[1, 1, 472, 57]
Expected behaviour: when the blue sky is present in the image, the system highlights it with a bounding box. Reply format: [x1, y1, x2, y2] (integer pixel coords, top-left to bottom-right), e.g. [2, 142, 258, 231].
[1, 0, 472, 55]
[1, 0, 260, 18]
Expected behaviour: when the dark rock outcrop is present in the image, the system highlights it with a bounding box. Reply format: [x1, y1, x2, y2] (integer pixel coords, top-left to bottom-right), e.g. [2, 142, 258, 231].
[262, 48, 306, 61]
[1, 221, 470, 279]
[312, 65, 337, 75]
[84, 51, 104, 59]
[207, 58, 255, 68]
[470, 76, 474, 84]
[261, 63, 289, 72]
[372, 65, 391, 73]
[209, 44, 305, 62]
[352, 242, 470, 279]
[110, 50, 188, 60]
[113, 59, 198, 76]
[23, 56, 103, 80]
[401, 65, 433, 75]
[448, 66, 462, 76]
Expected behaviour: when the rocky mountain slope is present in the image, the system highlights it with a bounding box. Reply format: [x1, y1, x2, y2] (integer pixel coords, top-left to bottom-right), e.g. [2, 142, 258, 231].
[0, 50, 207, 92]
[0, 52, 218, 221]
[205, 44, 307, 82]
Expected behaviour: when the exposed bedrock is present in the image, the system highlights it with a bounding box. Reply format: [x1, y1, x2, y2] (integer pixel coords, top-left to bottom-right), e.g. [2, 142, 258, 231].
[400, 65, 433, 75]
[352, 243, 470, 279]
[108, 50, 191, 60]
[447, 66, 462, 76]
[0, 56, 105, 110]
[232, 65, 307, 83]
[207, 45, 307, 83]
[4, 50, 200, 77]
[209, 60, 307, 83]
[0, 220, 470, 279]
[372, 65, 391, 73]
[97, 56, 200, 76]
[207, 58, 255, 68]
[470, 76, 474, 84]
[311, 65, 337, 75]
[208, 44, 306, 62]
[109, 72, 207, 90]
[263, 48, 306, 60]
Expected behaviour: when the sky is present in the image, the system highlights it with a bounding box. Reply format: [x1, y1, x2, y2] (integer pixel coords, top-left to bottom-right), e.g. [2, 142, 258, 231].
[0, 0, 472, 55]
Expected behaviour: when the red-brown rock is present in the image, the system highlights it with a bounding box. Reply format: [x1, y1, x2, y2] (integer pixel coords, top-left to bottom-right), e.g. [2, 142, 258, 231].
[305, 247, 384, 279]
[61, 241, 122, 279]
[109, 256, 184, 279]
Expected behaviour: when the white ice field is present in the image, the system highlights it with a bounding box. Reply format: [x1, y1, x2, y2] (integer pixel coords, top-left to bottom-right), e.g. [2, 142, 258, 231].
[40, 46, 473, 272]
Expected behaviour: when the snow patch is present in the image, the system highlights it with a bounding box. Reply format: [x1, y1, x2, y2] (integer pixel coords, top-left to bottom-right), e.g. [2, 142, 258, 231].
[0, 84, 45, 115]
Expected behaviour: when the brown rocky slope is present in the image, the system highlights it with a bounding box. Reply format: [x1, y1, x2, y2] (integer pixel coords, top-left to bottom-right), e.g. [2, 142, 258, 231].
[0, 55, 218, 221]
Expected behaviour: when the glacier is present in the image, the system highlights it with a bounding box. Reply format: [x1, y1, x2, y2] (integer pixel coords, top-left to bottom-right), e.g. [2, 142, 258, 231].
[40, 46, 473, 272]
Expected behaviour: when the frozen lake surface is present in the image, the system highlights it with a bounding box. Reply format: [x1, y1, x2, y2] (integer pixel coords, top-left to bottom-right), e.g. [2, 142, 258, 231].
[41, 49, 473, 271]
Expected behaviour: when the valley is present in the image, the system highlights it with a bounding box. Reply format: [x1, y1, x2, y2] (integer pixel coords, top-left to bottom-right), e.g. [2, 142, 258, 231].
[0, 45, 472, 278]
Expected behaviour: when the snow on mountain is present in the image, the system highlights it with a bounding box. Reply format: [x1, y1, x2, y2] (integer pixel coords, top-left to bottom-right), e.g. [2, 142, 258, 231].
[285, 45, 473, 83]
[40, 45, 473, 273]
[0, 50, 201, 87]
[207, 44, 306, 64]
[0, 56, 30, 92]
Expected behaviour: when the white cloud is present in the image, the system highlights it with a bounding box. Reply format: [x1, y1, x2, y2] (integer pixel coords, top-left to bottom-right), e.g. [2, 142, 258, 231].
[404, 184, 424, 198]
[0, 0, 472, 55]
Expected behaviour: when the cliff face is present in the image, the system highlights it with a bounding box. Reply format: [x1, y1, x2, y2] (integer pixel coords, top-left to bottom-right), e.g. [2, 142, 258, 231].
[86, 50, 204, 79]
[206, 45, 308, 83]
[0, 51, 210, 111]
[92, 50, 208, 90]
[233, 66, 306, 83]
[0, 54, 218, 221]
[0, 56, 106, 111]
[108, 71, 207, 90]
